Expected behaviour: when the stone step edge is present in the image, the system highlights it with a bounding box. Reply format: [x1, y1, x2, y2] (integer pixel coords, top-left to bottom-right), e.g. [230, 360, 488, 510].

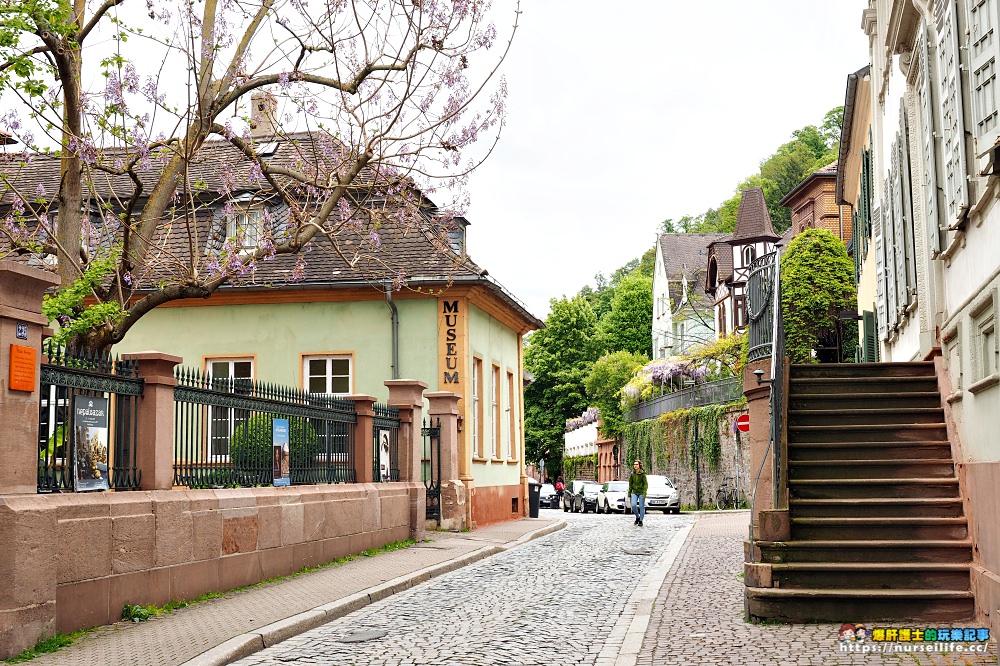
[789, 478, 958, 485]
[790, 517, 968, 525]
[790, 459, 953, 466]
[746, 587, 973, 599]
[769, 562, 970, 571]
[755, 539, 972, 549]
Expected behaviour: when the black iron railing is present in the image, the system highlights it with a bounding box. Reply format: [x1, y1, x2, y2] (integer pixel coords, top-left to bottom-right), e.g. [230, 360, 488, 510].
[38, 343, 144, 492]
[422, 417, 441, 522]
[372, 403, 400, 482]
[172, 367, 357, 488]
[747, 251, 778, 363]
[626, 376, 743, 422]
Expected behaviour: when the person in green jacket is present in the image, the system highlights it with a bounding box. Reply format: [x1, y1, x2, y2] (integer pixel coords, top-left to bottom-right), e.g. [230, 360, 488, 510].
[628, 459, 648, 526]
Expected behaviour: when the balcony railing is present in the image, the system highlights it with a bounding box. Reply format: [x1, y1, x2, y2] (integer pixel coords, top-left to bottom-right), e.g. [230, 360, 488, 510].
[626, 376, 743, 422]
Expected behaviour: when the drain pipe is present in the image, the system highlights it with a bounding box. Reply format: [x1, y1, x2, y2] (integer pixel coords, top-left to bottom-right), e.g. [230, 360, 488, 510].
[385, 285, 399, 380]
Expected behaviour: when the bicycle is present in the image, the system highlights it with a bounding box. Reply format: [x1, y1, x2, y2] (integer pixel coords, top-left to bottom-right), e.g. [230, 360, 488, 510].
[715, 477, 741, 511]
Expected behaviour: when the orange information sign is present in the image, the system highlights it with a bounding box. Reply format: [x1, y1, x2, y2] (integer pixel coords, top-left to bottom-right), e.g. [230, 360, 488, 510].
[9, 344, 36, 392]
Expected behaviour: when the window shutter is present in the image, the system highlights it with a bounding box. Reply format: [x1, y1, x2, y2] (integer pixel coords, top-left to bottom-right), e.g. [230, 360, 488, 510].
[936, 0, 970, 226]
[898, 105, 919, 305]
[891, 131, 908, 322]
[919, 25, 942, 254]
[968, 0, 1000, 155]
[882, 177, 899, 329]
[853, 207, 862, 284]
[863, 310, 879, 363]
[874, 207, 888, 341]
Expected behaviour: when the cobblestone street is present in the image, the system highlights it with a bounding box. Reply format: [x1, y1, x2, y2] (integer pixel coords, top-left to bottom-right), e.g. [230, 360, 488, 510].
[234, 510, 692, 666]
[639, 512, 997, 666]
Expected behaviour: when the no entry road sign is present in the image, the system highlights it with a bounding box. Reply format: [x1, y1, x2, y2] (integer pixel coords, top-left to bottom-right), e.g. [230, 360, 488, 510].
[735, 414, 750, 433]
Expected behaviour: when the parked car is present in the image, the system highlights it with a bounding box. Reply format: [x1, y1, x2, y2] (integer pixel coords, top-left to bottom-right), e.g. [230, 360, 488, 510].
[645, 474, 680, 513]
[538, 483, 558, 509]
[563, 479, 593, 513]
[597, 480, 629, 513]
[581, 481, 601, 512]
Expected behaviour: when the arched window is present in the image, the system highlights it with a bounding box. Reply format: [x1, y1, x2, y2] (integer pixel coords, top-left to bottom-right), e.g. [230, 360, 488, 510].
[743, 245, 756, 266]
[708, 258, 718, 289]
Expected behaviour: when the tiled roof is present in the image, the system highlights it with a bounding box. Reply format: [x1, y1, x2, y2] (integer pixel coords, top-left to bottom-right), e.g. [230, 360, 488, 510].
[778, 161, 838, 207]
[658, 233, 728, 306]
[731, 187, 779, 242]
[0, 132, 543, 329]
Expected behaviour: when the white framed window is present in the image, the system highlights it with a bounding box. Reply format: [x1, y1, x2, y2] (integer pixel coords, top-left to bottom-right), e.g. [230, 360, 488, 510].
[743, 245, 756, 266]
[473, 357, 483, 458]
[506, 370, 516, 460]
[492, 364, 501, 459]
[303, 355, 352, 396]
[970, 293, 998, 390]
[207, 358, 254, 458]
[229, 207, 264, 252]
[969, 0, 1000, 153]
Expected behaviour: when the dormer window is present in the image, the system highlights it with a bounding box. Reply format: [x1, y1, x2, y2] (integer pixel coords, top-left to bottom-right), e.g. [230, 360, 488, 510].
[743, 245, 756, 266]
[229, 206, 264, 252]
[448, 217, 468, 254]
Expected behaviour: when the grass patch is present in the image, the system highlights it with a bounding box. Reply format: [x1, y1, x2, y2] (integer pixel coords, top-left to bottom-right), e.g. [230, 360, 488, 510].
[3, 629, 95, 663]
[121, 538, 418, 622]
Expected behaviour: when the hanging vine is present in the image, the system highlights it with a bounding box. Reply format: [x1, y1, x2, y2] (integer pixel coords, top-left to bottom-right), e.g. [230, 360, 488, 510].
[623, 400, 744, 474]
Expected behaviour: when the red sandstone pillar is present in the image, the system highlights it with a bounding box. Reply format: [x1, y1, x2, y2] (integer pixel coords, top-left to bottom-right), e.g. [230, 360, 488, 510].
[346, 395, 377, 484]
[124, 352, 182, 490]
[385, 380, 428, 542]
[743, 357, 790, 542]
[385, 380, 428, 483]
[0, 262, 60, 496]
[425, 391, 467, 531]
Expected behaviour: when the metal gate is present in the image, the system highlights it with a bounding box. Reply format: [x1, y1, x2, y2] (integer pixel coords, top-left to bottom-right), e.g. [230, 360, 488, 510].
[372, 404, 400, 482]
[421, 417, 441, 522]
[38, 343, 144, 492]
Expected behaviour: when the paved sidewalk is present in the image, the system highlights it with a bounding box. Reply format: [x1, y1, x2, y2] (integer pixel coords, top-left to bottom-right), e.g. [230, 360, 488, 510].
[27, 518, 564, 666]
[638, 511, 998, 666]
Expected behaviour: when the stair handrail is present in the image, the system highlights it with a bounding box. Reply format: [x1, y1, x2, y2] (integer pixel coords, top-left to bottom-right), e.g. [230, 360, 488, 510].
[747, 249, 784, 563]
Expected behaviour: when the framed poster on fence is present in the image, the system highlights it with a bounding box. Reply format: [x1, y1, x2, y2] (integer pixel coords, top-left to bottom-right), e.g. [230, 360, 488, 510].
[273, 418, 290, 486]
[379, 429, 391, 481]
[73, 396, 110, 492]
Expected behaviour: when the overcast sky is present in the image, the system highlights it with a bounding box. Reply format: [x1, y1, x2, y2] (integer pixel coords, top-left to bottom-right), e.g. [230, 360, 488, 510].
[464, 2, 871, 320]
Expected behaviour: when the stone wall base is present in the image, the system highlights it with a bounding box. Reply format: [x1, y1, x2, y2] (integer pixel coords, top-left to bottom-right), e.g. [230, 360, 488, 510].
[0, 483, 422, 658]
[470, 483, 522, 528]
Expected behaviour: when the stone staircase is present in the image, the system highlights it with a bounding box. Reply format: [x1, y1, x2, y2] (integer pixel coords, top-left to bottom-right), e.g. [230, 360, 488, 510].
[746, 362, 974, 622]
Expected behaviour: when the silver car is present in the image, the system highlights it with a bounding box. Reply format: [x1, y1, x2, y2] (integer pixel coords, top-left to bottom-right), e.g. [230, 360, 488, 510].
[645, 475, 680, 514]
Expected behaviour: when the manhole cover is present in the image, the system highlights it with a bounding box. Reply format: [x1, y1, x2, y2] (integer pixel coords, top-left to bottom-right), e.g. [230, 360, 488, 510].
[621, 547, 652, 556]
[337, 629, 389, 643]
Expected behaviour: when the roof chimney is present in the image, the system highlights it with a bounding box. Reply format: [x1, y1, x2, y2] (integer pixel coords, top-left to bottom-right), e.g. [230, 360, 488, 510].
[249, 91, 277, 137]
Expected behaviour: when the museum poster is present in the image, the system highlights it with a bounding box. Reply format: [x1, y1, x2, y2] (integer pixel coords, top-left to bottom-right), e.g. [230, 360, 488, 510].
[73, 396, 110, 492]
[378, 429, 391, 481]
[273, 418, 290, 486]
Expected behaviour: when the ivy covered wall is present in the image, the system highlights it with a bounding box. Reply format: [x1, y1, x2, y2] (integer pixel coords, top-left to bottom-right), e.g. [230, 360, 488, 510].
[622, 403, 748, 509]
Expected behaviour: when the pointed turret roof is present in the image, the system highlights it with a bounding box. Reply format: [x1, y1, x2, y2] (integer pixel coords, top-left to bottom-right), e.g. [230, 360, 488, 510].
[731, 187, 779, 242]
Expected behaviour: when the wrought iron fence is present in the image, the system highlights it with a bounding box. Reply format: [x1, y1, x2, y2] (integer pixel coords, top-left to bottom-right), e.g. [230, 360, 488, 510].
[747, 251, 778, 363]
[422, 417, 442, 522]
[173, 367, 357, 489]
[626, 376, 743, 422]
[38, 343, 144, 492]
[373, 403, 400, 482]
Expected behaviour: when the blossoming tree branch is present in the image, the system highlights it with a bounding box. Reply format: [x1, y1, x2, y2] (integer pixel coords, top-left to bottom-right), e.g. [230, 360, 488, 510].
[0, 0, 517, 352]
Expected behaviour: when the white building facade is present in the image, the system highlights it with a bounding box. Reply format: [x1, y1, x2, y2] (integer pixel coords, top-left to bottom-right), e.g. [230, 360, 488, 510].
[848, 0, 1000, 621]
